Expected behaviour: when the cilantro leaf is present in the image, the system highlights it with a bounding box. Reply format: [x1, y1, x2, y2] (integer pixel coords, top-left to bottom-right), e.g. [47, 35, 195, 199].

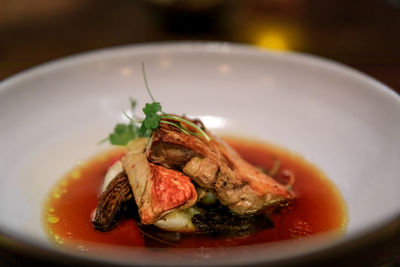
[101, 63, 212, 147]
[143, 102, 162, 115]
[138, 102, 162, 137]
[103, 101, 163, 145]
[108, 123, 138, 145]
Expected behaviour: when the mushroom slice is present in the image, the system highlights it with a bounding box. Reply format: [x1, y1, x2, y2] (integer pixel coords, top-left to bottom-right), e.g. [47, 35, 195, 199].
[92, 172, 133, 231]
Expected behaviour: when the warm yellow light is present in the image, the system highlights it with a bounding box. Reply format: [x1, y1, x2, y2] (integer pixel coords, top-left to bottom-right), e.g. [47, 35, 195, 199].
[257, 32, 289, 51]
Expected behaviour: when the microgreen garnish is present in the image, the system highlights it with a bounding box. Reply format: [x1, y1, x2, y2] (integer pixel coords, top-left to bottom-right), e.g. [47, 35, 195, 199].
[141, 62, 157, 103]
[102, 63, 211, 146]
[108, 123, 138, 146]
[160, 115, 210, 141]
[139, 102, 162, 137]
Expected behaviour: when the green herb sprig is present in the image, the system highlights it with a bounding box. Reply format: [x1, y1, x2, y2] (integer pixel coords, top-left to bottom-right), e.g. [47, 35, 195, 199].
[102, 63, 210, 146]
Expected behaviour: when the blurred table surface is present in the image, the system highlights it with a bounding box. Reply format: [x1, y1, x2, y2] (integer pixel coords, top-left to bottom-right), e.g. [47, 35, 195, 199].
[0, 0, 399, 265]
[1, 0, 400, 93]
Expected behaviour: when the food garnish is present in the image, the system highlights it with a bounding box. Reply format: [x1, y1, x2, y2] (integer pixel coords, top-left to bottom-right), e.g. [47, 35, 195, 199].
[103, 63, 210, 146]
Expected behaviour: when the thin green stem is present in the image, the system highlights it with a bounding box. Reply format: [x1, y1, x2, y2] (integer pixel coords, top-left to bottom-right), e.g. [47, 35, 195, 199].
[160, 120, 191, 135]
[98, 136, 109, 144]
[122, 110, 134, 122]
[141, 62, 156, 103]
[178, 122, 202, 137]
[161, 115, 211, 141]
[123, 110, 144, 125]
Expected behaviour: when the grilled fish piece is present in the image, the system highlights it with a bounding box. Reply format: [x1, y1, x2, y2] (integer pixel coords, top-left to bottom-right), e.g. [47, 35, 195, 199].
[147, 120, 295, 215]
[122, 138, 197, 224]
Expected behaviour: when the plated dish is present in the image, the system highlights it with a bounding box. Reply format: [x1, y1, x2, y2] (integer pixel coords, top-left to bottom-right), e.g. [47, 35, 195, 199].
[44, 66, 347, 248]
[0, 42, 399, 266]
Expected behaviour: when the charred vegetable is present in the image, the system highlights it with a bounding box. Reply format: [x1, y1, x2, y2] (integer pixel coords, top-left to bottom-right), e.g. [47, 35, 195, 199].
[192, 205, 274, 237]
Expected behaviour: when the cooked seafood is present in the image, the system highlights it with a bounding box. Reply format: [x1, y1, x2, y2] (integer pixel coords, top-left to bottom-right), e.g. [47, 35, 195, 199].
[93, 138, 198, 231]
[122, 138, 197, 224]
[92, 64, 295, 237]
[148, 121, 295, 215]
[93, 116, 295, 234]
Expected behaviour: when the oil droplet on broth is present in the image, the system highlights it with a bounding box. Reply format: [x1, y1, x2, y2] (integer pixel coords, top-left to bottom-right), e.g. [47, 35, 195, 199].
[70, 169, 81, 180]
[53, 234, 64, 244]
[47, 215, 60, 224]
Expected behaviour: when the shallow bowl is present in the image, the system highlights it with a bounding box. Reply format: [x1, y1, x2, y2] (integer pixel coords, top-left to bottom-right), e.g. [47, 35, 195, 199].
[0, 42, 399, 266]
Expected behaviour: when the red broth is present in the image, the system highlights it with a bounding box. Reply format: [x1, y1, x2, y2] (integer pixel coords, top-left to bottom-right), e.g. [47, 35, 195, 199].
[44, 137, 347, 249]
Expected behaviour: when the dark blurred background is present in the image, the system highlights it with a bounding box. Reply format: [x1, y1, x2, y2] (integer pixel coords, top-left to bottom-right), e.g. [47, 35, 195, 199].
[0, 0, 399, 265]
[1, 0, 400, 93]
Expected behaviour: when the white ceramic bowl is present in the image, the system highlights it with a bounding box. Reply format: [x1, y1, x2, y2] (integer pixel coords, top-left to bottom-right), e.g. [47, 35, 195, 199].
[0, 42, 399, 266]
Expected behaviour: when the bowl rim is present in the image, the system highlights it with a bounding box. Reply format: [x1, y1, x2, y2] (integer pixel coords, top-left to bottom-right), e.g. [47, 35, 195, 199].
[1, 215, 399, 266]
[1, 41, 399, 266]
